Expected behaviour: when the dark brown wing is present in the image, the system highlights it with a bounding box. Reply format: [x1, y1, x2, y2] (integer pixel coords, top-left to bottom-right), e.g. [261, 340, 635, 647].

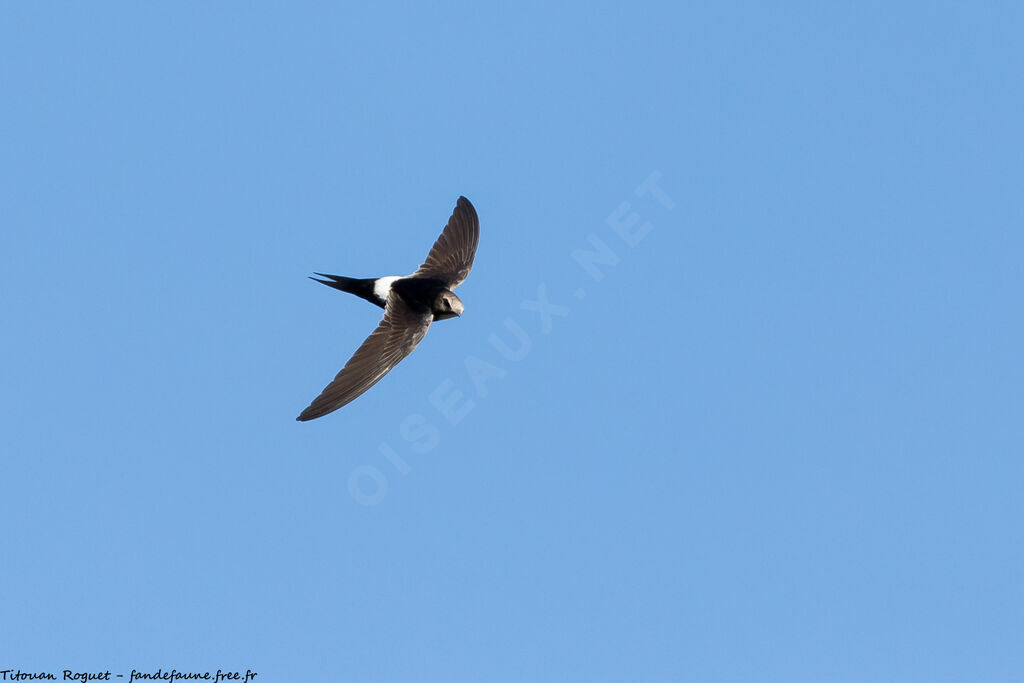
[411, 196, 479, 289]
[296, 292, 432, 421]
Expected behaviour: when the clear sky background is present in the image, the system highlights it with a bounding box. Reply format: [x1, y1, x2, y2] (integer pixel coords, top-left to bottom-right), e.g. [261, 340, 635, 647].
[2, 3, 1022, 682]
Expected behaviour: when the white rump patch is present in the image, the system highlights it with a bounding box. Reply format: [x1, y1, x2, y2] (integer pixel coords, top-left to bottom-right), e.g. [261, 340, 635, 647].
[373, 276, 401, 304]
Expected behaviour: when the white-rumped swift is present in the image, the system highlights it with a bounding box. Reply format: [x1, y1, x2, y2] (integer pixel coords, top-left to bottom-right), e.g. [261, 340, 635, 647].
[296, 196, 479, 421]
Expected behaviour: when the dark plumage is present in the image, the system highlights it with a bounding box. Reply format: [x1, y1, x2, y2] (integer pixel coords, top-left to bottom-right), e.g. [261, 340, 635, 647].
[297, 196, 479, 421]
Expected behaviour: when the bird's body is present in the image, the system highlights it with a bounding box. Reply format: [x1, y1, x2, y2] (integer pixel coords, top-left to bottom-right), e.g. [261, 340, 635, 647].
[309, 274, 461, 318]
[297, 197, 479, 421]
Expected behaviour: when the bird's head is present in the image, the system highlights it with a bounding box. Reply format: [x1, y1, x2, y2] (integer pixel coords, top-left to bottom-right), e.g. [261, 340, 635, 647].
[433, 290, 464, 320]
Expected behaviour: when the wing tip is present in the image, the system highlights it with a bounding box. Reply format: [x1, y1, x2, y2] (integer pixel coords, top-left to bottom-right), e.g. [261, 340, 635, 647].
[455, 196, 478, 227]
[296, 404, 322, 421]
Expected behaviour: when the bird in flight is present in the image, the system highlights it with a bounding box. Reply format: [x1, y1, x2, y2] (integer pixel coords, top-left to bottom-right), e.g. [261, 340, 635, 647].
[296, 196, 479, 421]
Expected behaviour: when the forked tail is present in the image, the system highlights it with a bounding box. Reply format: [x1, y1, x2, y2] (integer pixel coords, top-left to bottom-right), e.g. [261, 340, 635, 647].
[309, 273, 387, 309]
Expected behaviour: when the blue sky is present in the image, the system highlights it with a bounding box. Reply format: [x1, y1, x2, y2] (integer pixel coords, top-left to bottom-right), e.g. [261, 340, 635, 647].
[2, 2, 1022, 681]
